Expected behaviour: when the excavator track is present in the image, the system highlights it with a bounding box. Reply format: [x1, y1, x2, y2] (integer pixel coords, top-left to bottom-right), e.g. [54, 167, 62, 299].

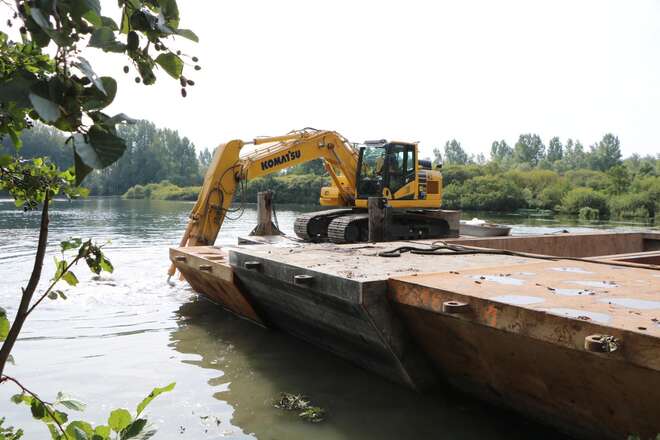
[327, 213, 370, 244]
[293, 208, 355, 241]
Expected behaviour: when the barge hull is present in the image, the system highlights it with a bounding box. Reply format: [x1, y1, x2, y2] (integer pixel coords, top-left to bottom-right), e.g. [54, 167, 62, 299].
[230, 251, 438, 390]
[170, 231, 660, 438]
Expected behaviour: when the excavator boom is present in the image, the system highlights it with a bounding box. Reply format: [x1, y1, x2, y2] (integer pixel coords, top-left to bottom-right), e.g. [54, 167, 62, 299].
[168, 129, 359, 276]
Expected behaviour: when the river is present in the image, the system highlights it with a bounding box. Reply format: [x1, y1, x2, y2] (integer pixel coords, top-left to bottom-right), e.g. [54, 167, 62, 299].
[0, 198, 655, 439]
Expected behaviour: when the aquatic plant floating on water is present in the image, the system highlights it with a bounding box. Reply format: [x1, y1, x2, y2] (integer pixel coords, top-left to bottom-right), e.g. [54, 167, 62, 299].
[273, 392, 326, 423]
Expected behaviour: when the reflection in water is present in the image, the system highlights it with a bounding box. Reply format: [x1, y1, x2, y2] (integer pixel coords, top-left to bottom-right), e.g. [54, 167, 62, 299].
[170, 298, 564, 440]
[0, 198, 649, 438]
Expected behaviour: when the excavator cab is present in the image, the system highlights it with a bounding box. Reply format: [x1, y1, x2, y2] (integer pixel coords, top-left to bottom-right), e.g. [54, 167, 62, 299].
[356, 141, 420, 204]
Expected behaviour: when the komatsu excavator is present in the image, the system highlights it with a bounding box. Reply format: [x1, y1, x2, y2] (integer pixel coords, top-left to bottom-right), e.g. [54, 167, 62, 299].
[170, 128, 447, 275]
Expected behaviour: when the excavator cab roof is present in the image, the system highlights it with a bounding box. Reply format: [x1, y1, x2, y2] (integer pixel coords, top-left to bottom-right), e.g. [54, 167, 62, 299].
[362, 139, 418, 148]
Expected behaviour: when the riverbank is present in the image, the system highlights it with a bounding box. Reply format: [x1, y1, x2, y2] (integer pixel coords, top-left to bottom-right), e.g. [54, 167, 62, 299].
[123, 174, 328, 205]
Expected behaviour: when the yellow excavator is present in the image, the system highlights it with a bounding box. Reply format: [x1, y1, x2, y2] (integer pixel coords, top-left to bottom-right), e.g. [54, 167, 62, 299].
[169, 128, 447, 275]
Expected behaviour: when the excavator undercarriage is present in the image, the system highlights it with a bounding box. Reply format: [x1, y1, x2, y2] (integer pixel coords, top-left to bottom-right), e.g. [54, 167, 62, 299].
[293, 206, 456, 244]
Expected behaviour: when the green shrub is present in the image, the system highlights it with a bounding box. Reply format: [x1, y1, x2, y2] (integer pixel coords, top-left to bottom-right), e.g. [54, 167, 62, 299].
[539, 183, 569, 210]
[124, 185, 146, 199]
[441, 182, 462, 209]
[505, 169, 559, 195]
[122, 181, 200, 200]
[564, 169, 609, 191]
[560, 187, 608, 215]
[441, 164, 485, 186]
[578, 207, 600, 220]
[608, 192, 655, 218]
[244, 174, 329, 204]
[458, 175, 526, 211]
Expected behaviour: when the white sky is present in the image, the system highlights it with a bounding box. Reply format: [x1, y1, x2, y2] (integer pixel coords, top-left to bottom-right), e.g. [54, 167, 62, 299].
[27, 1, 660, 158]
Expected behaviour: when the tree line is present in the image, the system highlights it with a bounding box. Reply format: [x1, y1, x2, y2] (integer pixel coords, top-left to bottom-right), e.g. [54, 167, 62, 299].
[5, 123, 658, 219]
[428, 134, 659, 219]
[122, 130, 659, 219]
[435, 133, 641, 172]
[1, 120, 212, 195]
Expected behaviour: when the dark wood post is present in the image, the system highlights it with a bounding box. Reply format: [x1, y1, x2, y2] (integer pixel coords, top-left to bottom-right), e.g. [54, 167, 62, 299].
[368, 197, 387, 242]
[250, 191, 283, 236]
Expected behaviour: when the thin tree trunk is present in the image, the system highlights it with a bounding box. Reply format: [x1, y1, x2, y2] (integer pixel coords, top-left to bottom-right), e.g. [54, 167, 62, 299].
[0, 192, 50, 376]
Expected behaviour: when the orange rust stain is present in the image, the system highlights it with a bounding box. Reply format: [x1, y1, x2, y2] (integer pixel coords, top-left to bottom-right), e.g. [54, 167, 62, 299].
[484, 304, 499, 327]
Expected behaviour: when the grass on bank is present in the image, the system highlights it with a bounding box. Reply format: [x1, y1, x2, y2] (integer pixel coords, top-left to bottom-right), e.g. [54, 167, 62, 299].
[122, 174, 329, 204]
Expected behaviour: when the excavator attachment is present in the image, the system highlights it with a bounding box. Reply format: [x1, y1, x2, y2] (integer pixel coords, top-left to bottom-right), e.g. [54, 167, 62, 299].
[167, 139, 242, 277]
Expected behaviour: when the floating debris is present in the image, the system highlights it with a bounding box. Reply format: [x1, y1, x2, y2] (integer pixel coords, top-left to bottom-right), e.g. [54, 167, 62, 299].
[273, 392, 327, 423]
[298, 406, 326, 423]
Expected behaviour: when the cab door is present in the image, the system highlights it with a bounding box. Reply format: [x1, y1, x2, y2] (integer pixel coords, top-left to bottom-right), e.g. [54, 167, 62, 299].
[385, 143, 416, 199]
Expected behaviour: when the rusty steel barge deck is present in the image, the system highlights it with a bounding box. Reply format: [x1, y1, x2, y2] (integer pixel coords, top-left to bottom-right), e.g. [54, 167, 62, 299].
[170, 231, 660, 439]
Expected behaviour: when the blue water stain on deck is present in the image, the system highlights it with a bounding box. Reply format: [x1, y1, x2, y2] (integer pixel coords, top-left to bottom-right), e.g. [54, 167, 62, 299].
[564, 280, 619, 289]
[600, 298, 660, 310]
[468, 275, 525, 286]
[491, 295, 545, 305]
[541, 308, 611, 324]
[549, 267, 594, 274]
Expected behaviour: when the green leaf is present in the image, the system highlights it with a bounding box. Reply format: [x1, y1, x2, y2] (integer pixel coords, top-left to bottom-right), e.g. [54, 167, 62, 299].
[159, 0, 179, 25]
[53, 258, 67, 279]
[74, 57, 107, 95]
[175, 29, 198, 42]
[10, 393, 27, 404]
[8, 130, 21, 148]
[56, 392, 86, 411]
[59, 291, 68, 300]
[0, 69, 37, 108]
[0, 307, 9, 341]
[120, 8, 130, 34]
[70, 0, 101, 16]
[61, 237, 83, 251]
[74, 125, 127, 170]
[51, 409, 69, 425]
[82, 9, 103, 27]
[136, 382, 175, 416]
[74, 150, 93, 185]
[28, 93, 61, 122]
[89, 27, 115, 49]
[30, 8, 52, 31]
[65, 421, 94, 440]
[47, 291, 58, 300]
[120, 418, 147, 439]
[93, 425, 110, 438]
[108, 409, 132, 433]
[127, 31, 139, 51]
[155, 53, 183, 79]
[62, 271, 79, 286]
[89, 27, 126, 53]
[47, 423, 60, 439]
[101, 16, 118, 30]
[30, 400, 46, 419]
[0, 155, 12, 167]
[81, 77, 117, 111]
[100, 257, 114, 273]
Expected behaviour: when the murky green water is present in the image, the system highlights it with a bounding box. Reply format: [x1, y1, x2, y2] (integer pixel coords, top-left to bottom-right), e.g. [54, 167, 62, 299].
[0, 198, 655, 439]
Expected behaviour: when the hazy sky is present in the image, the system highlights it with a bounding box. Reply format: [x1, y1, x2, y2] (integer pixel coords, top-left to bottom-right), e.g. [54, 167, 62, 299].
[94, 0, 660, 159]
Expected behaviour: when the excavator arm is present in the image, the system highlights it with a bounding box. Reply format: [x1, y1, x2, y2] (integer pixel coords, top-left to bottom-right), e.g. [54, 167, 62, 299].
[168, 129, 359, 277]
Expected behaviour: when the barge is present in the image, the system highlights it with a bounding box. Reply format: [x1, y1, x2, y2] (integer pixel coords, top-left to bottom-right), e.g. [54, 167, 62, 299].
[170, 230, 660, 439]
